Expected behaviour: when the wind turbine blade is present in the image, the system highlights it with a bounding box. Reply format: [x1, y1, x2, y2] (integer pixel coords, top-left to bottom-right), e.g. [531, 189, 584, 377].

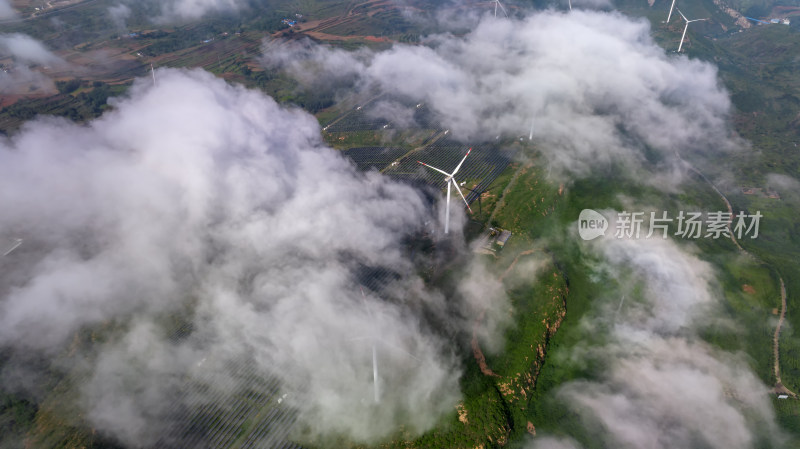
[450, 148, 472, 176]
[376, 339, 423, 362]
[677, 8, 688, 22]
[349, 336, 372, 342]
[3, 239, 22, 257]
[678, 21, 689, 52]
[666, 0, 676, 22]
[445, 181, 451, 234]
[452, 179, 472, 213]
[494, 0, 497, 17]
[417, 161, 451, 177]
[359, 287, 377, 321]
[497, 0, 508, 17]
[372, 344, 379, 403]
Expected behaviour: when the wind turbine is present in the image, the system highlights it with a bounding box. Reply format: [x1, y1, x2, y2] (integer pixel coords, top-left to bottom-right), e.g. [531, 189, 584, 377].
[666, 0, 676, 23]
[357, 287, 421, 403]
[151, 63, 156, 86]
[3, 238, 22, 257]
[418, 148, 473, 234]
[677, 9, 708, 53]
[360, 287, 380, 403]
[568, 0, 572, 11]
[493, 0, 508, 17]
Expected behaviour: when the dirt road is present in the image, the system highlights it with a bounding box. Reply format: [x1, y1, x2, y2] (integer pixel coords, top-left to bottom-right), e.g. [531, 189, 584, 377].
[677, 152, 795, 397]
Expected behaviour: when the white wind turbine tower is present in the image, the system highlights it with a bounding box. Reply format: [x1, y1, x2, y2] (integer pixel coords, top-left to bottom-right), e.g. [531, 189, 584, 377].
[568, 0, 572, 11]
[357, 288, 421, 403]
[665, 0, 676, 23]
[151, 63, 156, 86]
[677, 9, 708, 53]
[493, 0, 508, 17]
[418, 148, 473, 234]
[360, 288, 381, 403]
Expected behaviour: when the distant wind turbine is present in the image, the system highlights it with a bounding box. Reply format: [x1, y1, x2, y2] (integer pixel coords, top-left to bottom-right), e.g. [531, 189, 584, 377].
[356, 288, 421, 403]
[529, 120, 534, 141]
[418, 148, 473, 234]
[151, 63, 156, 86]
[493, 0, 508, 17]
[3, 239, 22, 257]
[568, 0, 572, 11]
[360, 288, 381, 403]
[677, 9, 708, 52]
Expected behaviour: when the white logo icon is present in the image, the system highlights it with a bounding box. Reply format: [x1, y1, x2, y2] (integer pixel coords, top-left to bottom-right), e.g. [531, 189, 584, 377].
[579, 209, 608, 241]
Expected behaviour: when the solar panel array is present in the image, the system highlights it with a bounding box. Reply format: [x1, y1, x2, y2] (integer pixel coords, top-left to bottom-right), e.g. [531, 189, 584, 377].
[324, 97, 442, 133]
[342, 146, 408, 171]
[383, 139, 517, 204]
[152, 323, 304, 448]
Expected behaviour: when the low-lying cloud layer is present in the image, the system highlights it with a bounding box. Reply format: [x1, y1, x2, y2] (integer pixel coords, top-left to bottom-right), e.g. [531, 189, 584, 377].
[0, 5, 782, 449]
[264, 10, 741, 184]
[108, 3, 132, 29]
[0, 33, 63, 66]
[157, 0, 241, 21]
[114, 0, 244, 23]
[0, 0, 14, 19]
[0, 68, 475, 445]
[249, 11, 781, 446]
[0, 33, 64, 94]
[530, 236, 782, 449]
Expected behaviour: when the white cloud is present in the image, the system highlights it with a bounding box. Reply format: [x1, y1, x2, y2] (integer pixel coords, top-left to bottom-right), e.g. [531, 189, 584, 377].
[0, 33, 64, 66]
[108, 3, 132, 29]
[0, 0, 15, 19]
[533, 237, 784, 449]
[0, 68, 473, 445]
[0, 34, 64, 94]
[264, 10, 742, 186]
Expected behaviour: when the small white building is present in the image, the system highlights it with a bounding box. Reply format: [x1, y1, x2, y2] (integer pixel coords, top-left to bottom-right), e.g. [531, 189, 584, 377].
[497, 230, 512, 247]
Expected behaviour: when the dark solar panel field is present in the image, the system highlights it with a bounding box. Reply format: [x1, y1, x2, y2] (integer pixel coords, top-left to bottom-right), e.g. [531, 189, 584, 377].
[383, 139, 517, 204]
[324, 98, 442, 133]
[342, 146, 408, 171]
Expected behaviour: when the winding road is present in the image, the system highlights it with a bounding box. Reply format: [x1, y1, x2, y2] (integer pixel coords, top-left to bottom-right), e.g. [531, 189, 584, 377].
[677, 153, 795, 397]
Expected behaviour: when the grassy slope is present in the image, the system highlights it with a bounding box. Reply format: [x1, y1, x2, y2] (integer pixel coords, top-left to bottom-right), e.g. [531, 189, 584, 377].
[387, 157, 570, 449]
